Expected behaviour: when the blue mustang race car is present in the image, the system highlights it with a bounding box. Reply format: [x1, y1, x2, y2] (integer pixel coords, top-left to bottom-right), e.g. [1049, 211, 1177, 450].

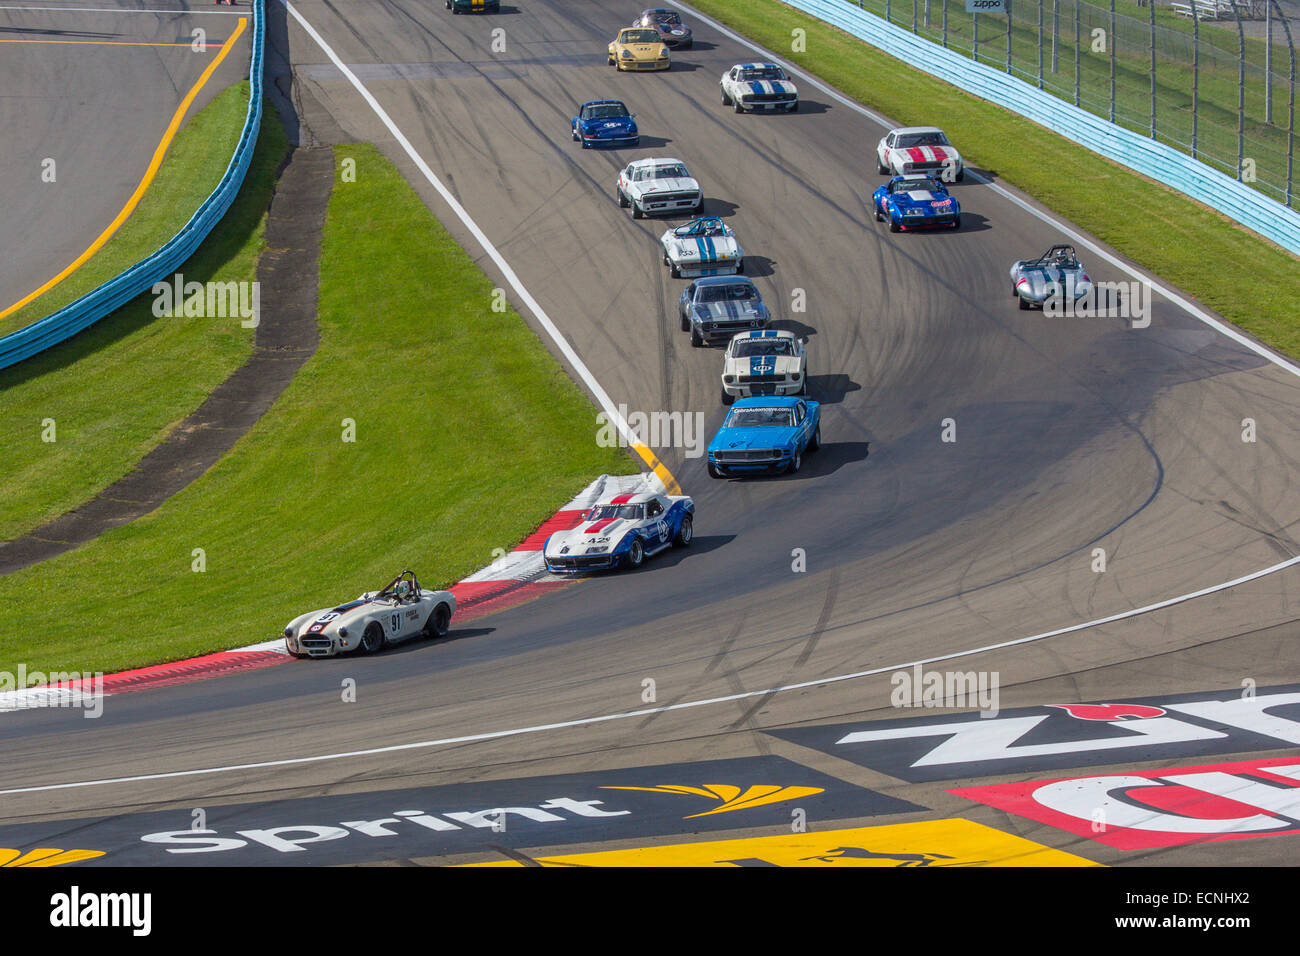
[707, 396, 821, 477]
[872, 174, 961, 232]
[571, 100, 639, 149]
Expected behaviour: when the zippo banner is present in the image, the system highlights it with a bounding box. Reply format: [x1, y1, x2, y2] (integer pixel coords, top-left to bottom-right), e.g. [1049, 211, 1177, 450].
[966, 0, 1008, 11]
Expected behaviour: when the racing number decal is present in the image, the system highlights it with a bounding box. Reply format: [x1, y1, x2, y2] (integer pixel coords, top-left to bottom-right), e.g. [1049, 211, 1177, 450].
[389, 612, 401, 635]
[657, 519, 670, 542]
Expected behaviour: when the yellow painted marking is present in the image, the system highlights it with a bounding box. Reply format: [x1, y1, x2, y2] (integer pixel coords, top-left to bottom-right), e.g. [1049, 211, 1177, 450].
[1, 847, 105, 867]
[463, 820, 1101, 867]
[600, 784, 825, 818]
[0, 38, 208, 46]
[630, 441, 681, 496]
[0, 17, 247, 321]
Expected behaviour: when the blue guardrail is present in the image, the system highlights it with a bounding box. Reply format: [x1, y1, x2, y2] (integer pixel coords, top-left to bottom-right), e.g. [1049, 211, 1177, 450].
[780, 0, 1300, 256]
[0, 0, 266, 372]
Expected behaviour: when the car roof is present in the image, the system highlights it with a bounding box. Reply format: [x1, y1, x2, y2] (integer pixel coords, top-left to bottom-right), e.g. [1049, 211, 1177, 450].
[735, 61, 782, 70]
[581, 99, 627, 107]
[890, 126, 945, 134]
[734, 329, 795, 339]
[629, 157, 686, 168]
[694, 275, 755, 287]
[731, 396, 803, 408]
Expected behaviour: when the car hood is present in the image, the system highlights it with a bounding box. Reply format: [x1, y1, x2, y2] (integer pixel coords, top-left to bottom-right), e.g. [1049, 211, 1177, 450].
[889, 189, 958, 211]
[1017, 265, 1090, 298]
[546, 517, 634, 554]
[618, 41, 664, 56]
[740, 78, 797, 96]
[652, 22, 691, 38]
[695, 299, 766, 321]
[725, 353, 802, 376]
[897, 144, 960, 164]
[665, 233, 741, 260]
[632, 176, 698, 194]
[709, 424, 800, 452]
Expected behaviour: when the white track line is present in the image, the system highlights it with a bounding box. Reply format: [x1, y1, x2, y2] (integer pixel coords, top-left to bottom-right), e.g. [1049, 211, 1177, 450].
[281, 0, 649, 451]
[5, 552, 1298, 796]
[679, 1, 1300, 381]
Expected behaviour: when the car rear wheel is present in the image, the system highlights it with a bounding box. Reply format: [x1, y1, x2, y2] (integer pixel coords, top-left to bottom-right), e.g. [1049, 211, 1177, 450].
[675, 515, 693, 546]
[361, 622, 385, 654]
[787, 450, 802, 474]
[721, 87, 731, 106]
[808, 424, 821, 452]
[425, 603, 451, 639]
[625, 537, 645, 569]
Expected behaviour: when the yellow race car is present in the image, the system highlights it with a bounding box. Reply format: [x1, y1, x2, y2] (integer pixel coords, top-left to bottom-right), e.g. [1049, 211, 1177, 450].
[607, 27, 670, 71]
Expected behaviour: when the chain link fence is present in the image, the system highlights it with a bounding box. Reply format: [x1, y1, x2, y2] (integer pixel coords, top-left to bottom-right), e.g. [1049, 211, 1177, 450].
[845, 0, 1297, 205]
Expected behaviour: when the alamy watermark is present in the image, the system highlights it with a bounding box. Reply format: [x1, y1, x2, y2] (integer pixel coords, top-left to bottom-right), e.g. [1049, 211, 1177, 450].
[890, 664, 1000, 717]
[596, 404, 705, 458]
[1041, 278, 1151, 328]
[0, 666, 104, 719]
[152, 272, 260, 328]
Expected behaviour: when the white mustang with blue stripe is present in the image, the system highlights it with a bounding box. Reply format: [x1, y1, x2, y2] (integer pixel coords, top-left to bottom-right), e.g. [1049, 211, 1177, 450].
[660, 216, 744, 278]
[720, 329, 807, 404]
[720, 62, 799, 113]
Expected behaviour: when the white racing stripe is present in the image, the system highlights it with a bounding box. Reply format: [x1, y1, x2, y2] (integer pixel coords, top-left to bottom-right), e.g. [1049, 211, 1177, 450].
[680, 1, 1300, 381]
[5, 552, 1298, 795]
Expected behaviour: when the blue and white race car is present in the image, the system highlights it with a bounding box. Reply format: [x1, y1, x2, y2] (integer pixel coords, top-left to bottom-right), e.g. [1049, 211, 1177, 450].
[872, 174, 961, 232]
[543, 489, 694, 572]
[571, 99, 639, 149]
[660, 216, 744, 278]
[720, 62, 799, 113]
[707, 396, 821, 477]
[678, 275, 771, 347]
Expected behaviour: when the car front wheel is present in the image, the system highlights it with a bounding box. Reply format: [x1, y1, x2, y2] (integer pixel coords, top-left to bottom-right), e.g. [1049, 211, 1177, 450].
[674, 515, 693, 546]
[889, 217, 901, 233]
[788, 450, 802, 474]
[425, 603, 451, 639]
[625, 537, 645, 569]
[361, 622, 385, 654]
[808, 424, 821, 452]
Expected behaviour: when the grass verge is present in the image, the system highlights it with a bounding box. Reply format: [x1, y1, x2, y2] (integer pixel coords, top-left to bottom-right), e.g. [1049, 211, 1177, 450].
[688, 0, 1300, 357]
[0, 143, 637, 677]
[0, 82, 286, 542]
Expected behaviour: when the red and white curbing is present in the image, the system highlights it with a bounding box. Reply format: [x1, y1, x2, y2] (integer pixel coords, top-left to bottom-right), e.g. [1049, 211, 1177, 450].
[0, 473, 660, 711]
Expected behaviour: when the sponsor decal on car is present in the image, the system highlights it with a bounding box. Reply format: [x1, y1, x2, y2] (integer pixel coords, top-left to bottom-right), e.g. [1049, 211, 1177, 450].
[951, 756, 1300, 849]
[767, 684, 1300, 782]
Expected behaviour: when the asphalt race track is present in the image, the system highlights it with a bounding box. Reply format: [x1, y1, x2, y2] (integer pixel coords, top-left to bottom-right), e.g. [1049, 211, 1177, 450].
[2, 0, 1299, 868]
[0, 1, 250, 316]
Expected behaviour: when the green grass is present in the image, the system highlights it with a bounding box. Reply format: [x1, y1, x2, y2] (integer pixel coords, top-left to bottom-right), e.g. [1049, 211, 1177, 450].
[689, 0, 1300, 356]
[0, 144, 637, 678]
[0, 82, 286, 542]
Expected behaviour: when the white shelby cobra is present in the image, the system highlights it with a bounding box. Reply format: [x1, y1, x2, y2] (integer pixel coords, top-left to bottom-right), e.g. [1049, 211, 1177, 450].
[283, 570, 455, 658]
[660, 216, 743, 278]
[720, 329, 807, 404]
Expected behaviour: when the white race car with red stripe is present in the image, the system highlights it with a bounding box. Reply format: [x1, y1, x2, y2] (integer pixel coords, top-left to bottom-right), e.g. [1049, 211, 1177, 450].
[876, 126, 964, 182]
[543, 489, 694, 573]
[282, 570, 455, 658]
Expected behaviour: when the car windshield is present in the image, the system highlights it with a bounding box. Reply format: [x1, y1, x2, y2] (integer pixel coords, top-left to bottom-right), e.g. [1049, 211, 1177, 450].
[584, 103, 629, 120]
[621, 29, 660, 43]
[677, 218, 724, 236]
[896, 131, 950, 148]
[739, 66, 786, 82]
[651, 11, 682, 24]
[697, 283, 757, 303]
[726, 406, 794, 428]
[733, 339, 794, 357]
[636, 163, 689, 181]
[892, 178, 942, 193]
[586, 504, 644, 521]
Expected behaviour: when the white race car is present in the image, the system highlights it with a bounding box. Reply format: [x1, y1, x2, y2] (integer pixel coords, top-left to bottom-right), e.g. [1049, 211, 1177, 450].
[660, 216, 743, 278]
[876, 126, 964, 181]
[617, 158, 703, 219]
[543, 489, 694, 573]
[720, 62, 799, 113]
[282, 570, 455, 658]
[720, 329, 807, 404]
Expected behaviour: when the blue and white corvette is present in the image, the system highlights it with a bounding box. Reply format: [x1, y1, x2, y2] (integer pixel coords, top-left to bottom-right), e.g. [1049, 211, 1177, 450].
[543, 489, 695, 573]
[660, 216, 743, 278]
[872, 174, 961, 232]
[720, 62, 799, 113]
